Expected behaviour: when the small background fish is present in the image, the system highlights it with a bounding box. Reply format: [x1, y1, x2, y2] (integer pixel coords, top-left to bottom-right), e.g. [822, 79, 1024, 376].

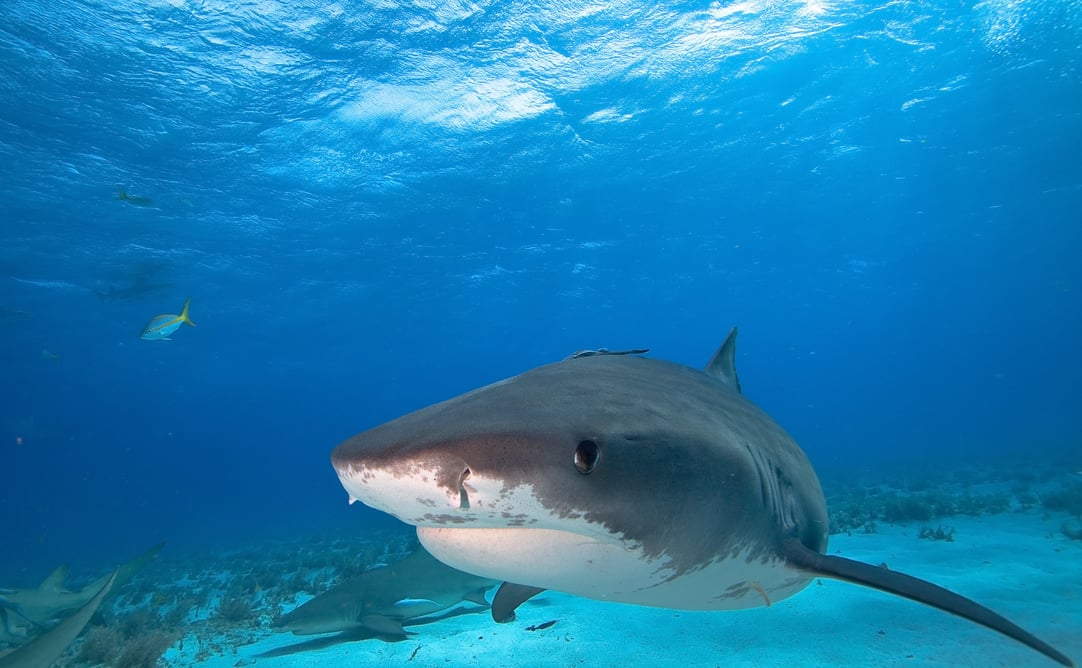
[140, 298, 195, 341]
[115, 186, 153, 206]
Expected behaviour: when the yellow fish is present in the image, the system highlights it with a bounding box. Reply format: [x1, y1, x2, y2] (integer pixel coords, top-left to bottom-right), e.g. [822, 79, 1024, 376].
[140, 298, 195, 341]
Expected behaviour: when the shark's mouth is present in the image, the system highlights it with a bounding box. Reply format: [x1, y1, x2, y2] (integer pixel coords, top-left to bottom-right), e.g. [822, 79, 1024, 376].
[336, 461, 598, 536]
[335, 460, 465, 523]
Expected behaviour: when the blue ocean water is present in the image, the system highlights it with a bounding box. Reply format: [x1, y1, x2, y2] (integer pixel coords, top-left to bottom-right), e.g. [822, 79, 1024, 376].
[0, 0, 1080, 657]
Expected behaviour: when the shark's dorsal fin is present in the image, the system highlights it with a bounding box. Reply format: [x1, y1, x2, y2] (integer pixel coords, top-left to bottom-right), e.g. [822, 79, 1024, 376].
[705, 327, 741, 394]
[39, 565, 69, 592]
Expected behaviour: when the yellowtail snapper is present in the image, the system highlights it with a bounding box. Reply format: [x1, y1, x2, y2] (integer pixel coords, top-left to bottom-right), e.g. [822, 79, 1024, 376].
[140, 298, 195, 341]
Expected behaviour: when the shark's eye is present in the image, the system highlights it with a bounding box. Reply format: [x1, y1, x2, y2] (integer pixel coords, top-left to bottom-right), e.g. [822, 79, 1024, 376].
[574, 440, 600, 474]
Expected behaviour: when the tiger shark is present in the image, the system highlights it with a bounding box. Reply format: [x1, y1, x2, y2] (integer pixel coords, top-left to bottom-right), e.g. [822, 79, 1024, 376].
[331, 328, 1074, 667]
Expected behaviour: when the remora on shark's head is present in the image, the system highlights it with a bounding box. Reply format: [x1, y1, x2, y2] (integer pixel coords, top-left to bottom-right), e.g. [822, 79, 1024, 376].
[331, 328, 1074, 667]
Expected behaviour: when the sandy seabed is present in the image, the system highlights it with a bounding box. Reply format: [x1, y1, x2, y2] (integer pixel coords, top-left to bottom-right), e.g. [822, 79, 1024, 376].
[176, 511, 1080, 668]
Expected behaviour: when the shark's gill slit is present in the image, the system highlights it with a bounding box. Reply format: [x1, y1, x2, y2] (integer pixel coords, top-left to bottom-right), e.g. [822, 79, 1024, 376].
[458, 467, 471, 509]
[746, 443, 771, 509]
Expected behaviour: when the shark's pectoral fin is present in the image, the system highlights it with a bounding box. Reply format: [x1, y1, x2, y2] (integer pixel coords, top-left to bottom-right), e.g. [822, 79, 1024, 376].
[0, 610, 29, 645]
[782, 539, 1074, 667]
[360, 615, 409, 637]
[492, 583, 545, 623]
[0, 601, 40, 637]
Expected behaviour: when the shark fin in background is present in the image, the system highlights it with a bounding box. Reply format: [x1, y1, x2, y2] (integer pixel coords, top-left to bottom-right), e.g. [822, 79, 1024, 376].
[0, 570, 116, 668]
[37, 566, 69, 593]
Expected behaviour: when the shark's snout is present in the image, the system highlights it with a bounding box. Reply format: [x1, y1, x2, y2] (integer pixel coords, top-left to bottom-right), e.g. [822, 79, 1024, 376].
[333, 448, 466, 520]
[331, 435, 526, 529]
[333, 430, 564, 535]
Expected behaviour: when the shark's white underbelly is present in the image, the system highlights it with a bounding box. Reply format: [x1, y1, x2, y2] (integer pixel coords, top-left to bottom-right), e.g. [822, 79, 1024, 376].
[418, 525, 812, 611]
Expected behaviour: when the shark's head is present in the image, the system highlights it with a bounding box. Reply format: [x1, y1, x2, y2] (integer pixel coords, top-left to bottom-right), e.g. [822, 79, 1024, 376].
[331, 349, 829, 610]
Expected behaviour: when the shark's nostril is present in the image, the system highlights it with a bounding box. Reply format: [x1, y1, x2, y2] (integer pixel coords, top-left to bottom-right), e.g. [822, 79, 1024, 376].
[458, 467, 472, 510]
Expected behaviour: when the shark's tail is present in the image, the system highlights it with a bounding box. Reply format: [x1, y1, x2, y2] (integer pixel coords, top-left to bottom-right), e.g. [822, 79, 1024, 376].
[784, 538, 1074, 667]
